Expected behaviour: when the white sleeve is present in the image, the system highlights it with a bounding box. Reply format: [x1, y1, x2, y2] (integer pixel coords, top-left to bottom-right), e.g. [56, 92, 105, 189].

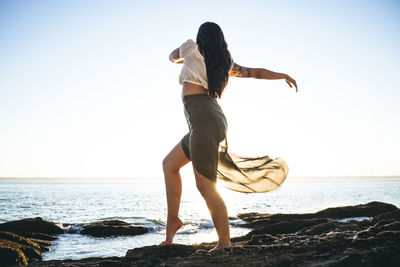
[179, 39, 196, 58]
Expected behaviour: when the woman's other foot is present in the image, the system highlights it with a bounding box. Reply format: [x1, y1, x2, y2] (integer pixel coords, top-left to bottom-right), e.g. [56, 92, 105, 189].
[208, 242, 232, 252]
[159, 217, 183, 246]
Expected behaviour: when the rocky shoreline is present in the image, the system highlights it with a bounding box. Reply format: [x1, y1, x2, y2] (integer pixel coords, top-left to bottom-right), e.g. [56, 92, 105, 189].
[0, 201, 399, 266]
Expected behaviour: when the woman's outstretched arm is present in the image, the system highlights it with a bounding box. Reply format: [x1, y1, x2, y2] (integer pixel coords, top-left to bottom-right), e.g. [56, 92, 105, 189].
[229, 63, 298, 92]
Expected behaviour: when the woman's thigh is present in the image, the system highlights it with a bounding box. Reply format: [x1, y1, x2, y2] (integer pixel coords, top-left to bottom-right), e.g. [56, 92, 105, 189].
[162, 140, 191, 172]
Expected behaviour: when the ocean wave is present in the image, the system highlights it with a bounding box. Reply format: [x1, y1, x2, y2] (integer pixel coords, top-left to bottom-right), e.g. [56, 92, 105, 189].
[199, 219, 214, 228]
[177, 229, 198, 235]
[328, 217, 372, 222]
[229, 217, 248, 226]
[61, 223, 85, 234]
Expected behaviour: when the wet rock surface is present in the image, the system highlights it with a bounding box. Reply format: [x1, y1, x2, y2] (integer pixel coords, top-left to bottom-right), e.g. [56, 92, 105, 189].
[0, 217, 62, 266]
[2, 201, 399, 266]
[28, 257, 124, 267]
[80, 220, 149, 237]
[0, 217, 63, 236]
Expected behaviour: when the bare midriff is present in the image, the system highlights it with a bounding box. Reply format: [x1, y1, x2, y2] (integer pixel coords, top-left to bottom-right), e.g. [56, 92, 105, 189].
[181, 82, 208, 98]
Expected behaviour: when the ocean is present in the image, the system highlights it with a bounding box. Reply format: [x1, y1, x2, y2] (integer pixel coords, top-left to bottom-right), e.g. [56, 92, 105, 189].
[0, 176, 399, 261]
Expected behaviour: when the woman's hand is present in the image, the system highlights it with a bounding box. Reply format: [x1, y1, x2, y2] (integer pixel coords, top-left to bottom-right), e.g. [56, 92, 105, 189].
[285, 75, 298, 92]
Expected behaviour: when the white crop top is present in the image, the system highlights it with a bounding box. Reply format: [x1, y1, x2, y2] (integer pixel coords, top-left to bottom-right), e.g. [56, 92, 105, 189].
[178, 39, 234, 90]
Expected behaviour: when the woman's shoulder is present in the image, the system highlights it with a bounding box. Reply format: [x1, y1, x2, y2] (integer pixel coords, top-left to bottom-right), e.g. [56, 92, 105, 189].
[179, 39, 197, 58]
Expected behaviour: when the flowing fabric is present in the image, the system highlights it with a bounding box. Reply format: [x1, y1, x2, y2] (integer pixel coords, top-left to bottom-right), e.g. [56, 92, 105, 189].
[181, 93, 289, 193]
[217, 137, 289, 193]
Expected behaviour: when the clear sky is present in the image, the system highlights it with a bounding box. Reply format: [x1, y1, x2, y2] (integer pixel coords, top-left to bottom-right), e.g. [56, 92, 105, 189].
[0, 0, 399, 178]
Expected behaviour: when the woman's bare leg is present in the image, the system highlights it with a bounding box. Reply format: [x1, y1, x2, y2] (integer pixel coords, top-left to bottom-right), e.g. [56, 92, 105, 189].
[160, 141, 190, 246]
[193, 166, 231, 251]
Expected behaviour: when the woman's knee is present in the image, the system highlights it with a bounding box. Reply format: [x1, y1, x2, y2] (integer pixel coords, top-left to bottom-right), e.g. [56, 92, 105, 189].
[162, 142, 190, 173]
[196, 181, 207, 196]
[162, 156, 180, 173]
[195, 177, 216, 197]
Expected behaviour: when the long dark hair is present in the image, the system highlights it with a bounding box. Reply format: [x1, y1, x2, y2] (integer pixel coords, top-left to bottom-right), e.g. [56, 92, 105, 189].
[196, 22, 232, 99]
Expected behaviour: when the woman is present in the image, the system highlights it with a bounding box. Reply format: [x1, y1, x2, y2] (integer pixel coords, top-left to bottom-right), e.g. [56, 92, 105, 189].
[161, 22, 298, 252]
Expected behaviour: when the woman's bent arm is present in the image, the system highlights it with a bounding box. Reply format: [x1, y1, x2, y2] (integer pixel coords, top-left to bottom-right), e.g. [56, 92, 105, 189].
[169, 48, 184, 64]
[229, 63, 298, 92]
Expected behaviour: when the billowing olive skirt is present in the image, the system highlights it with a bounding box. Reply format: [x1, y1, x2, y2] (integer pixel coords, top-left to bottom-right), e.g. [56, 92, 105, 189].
[181, 94, 289, 193]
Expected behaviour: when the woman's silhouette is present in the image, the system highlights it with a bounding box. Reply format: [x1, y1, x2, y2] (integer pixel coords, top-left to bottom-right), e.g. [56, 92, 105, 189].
[161, 22, 298, 252]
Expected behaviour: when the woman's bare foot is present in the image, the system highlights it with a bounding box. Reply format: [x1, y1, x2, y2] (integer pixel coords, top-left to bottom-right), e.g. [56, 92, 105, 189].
[159, 218, 183, 246]
[208, 242, 232, 252]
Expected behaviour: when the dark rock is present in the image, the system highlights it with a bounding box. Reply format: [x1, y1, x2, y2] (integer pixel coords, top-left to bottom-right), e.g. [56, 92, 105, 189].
[0, 238, 41, 266]
[0, 217, 63, 235]
[245, 233, 277, 245]
[119, 201, 399, 266]
[0, 223, 58, 265]
[27, 256, 124, 266]
[0, 231, 42, 252]
[123, 244, 211, 266]
[247, 218, 328, 237]
[10, 201, 400, 266]
[0, 245, 28, 266]
[237, 201, 397, 229]
[296, 220, 361, 236]
[313, 201, 397, 219]
[341, 246, 400, 267]
[81, 220, 149, 237]
[0, 231, 54, 254]
[351, 230, 400, 248]
[296, 220, 340, 235]
[15, 232, 58, 241]
[26, 238, 52, 252]
[370, 208, 400, 224]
